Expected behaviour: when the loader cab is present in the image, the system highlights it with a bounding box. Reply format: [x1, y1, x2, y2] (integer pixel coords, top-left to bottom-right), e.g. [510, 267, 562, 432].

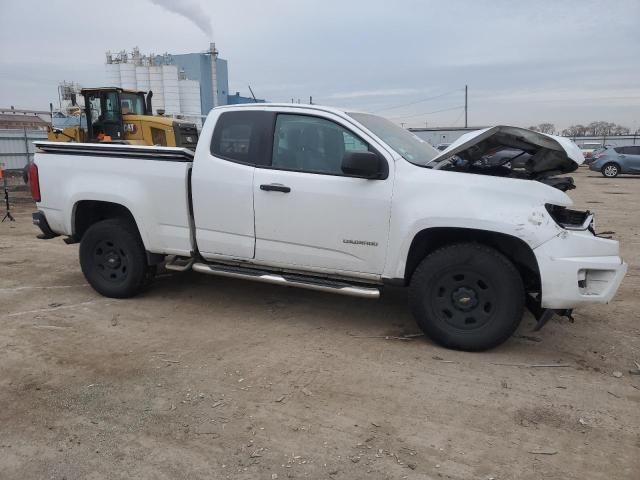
[83, 88, 147, 142]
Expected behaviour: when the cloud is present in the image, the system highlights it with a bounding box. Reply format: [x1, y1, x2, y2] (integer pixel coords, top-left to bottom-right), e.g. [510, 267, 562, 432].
[149, 0, 213, 38]
[326, 88, 421, 100]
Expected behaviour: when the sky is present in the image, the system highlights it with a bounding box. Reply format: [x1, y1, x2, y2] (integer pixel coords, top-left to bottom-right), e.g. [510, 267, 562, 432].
[1, 0, 638, 131]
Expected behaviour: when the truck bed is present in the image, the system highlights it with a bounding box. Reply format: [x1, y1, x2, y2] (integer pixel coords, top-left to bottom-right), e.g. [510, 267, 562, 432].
[33, 142, 194, 256]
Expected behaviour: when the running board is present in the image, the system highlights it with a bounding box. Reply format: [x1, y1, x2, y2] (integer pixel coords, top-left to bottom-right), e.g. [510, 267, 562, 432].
[192, 262, 380, 299]
[165, 256, 195, 272]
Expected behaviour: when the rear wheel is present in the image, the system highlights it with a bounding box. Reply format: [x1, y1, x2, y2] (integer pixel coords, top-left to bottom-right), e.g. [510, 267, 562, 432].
[79, 218, 148, 298]
[409, 243, 524, 351]
[601, 163, 620, 178]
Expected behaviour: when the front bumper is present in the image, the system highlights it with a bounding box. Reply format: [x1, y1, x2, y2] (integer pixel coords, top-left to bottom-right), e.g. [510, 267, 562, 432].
[534, 230, 627, 309]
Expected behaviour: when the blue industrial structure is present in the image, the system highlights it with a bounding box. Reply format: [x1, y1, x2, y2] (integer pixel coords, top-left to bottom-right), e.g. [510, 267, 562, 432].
[227, 92, 266, 105]
[169, 51, 229, 114]
[169, 43, 267, 113]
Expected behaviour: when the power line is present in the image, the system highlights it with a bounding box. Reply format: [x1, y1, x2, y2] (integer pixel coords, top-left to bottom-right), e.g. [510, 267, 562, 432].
[372, 88, 464, 113]
[390, 105, 465, 120]
[451, 108, 465, 127]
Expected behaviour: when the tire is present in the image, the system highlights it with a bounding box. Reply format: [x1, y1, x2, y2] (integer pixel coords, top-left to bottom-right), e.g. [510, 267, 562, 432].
[79, 218, 148, 298]
[601, 163, 620, 178]
[409, 243, 524, 351]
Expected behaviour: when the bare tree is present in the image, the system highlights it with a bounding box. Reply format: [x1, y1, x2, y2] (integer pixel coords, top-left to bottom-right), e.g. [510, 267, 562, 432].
[613, 125, 630, 135]
[562, 124, 587, 137]
[528, 123, 555, 134]
[537, 123, 555, 134]
[559, 122, 630, 137]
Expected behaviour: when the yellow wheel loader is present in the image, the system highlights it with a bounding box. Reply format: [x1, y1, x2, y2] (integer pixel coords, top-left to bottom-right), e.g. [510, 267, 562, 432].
[48, 87, 198, 150]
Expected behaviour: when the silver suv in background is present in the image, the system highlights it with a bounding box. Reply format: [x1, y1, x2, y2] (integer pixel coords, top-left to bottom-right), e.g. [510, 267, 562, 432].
[589, 145, 640, 177]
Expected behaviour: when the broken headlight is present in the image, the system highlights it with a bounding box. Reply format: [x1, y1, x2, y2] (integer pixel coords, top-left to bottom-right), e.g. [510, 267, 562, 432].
[545, 204, 594, 232]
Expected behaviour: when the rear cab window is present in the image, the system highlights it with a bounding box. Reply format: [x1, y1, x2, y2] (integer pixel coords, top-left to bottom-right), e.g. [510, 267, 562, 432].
[210, 110, 274, 166]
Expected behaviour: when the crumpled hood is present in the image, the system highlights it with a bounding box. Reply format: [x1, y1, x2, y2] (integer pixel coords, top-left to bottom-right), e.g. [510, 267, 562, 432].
[431, 126, 584, 175]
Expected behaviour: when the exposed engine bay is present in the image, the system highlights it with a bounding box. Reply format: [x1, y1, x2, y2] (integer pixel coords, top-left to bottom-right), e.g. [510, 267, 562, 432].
[428, 126, 584, 192]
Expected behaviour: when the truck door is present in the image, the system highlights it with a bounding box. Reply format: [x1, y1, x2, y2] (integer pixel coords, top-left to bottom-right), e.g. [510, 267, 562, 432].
[191, 110, 273, 260]
[253, 112, 393, 275]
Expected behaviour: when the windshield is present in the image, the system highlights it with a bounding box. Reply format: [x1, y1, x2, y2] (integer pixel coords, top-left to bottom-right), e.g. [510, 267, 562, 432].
[120, 92, 146, 115]
[347, 112, 438, 166]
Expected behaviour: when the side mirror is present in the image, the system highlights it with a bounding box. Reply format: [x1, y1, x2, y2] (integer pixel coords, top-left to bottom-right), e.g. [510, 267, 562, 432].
[341, 151, 383, 179]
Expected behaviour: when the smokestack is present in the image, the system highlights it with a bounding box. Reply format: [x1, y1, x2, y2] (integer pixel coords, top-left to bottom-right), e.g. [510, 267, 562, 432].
[210, 42, 219, 108]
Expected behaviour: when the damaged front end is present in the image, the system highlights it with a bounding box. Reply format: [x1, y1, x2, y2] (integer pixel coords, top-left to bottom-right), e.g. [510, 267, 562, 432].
[428, 126, 584, 192]
[545, 204, 594, 232]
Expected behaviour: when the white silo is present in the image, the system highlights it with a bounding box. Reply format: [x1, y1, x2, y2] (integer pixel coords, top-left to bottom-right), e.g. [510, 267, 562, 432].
[149, 65, 165, 113]
[105, 62, 121, 87]
[120, 62, 136, 90]
[136, 65, 150, 93]
[179, 79, 203, 127]
[178, 79, 201, 114]
[162, 64, 181, 115]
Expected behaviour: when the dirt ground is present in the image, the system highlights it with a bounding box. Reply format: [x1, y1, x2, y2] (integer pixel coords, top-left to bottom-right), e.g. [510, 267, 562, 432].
[1, 169, 638, 480]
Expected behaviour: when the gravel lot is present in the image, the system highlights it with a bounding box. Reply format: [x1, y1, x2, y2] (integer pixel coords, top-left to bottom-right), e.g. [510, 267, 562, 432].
[1, 169, 638, 479]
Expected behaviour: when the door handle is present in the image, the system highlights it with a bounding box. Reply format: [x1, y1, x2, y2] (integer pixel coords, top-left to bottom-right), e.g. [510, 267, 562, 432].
[260, 183, 291, 193]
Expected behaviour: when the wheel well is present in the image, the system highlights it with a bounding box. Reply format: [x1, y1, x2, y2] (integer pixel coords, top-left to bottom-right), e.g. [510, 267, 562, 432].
[404, 228, 540, 291]
[73, 201, 137, 240]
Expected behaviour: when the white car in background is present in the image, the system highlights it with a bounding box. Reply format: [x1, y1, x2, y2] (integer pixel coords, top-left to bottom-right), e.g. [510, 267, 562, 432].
[580, 142, 603, 161]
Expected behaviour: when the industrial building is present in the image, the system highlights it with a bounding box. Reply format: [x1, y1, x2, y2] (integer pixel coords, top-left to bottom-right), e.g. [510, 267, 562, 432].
[104, 44, 263, 126]
[0, 106, 54, 129]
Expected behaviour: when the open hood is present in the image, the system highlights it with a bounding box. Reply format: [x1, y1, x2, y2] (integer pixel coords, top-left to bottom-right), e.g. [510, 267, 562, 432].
[430, 126, 584, 175]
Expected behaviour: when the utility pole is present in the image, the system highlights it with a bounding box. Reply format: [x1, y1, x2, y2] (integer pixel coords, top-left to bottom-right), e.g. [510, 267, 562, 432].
[309, 96, 313, 105]
[464, 85, 468, 128]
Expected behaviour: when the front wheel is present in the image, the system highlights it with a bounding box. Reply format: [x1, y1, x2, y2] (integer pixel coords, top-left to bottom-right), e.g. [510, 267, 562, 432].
[601, 163, 620, 178]
[409, 243, 524, 351]
[79, 218, 149, 298]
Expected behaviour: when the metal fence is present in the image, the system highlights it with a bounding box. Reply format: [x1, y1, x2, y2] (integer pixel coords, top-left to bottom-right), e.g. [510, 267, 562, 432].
[0, 129, 48, 171]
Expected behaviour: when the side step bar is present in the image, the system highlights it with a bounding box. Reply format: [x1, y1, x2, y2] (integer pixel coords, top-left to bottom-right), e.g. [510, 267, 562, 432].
[192, 262, 380, 299]
[165, 256, 195, 272]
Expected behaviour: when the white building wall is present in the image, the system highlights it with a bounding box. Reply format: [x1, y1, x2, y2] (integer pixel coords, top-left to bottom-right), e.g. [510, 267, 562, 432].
[105, 63, 121, 87]
[178, 79, 201, 115]
[179, 79, 203, 127]
[149, 66, 165, 113]
[119, 63, 136, 90]
[135, 65, 150, 92]
[162, 65, 181, 115]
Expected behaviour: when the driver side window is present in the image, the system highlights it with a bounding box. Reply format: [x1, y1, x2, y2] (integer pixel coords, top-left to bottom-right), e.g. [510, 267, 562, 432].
[272, 114, 369, 175]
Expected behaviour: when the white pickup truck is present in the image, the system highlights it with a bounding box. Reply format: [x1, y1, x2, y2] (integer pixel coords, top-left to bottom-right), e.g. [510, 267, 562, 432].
[29, 104, 627, 351]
